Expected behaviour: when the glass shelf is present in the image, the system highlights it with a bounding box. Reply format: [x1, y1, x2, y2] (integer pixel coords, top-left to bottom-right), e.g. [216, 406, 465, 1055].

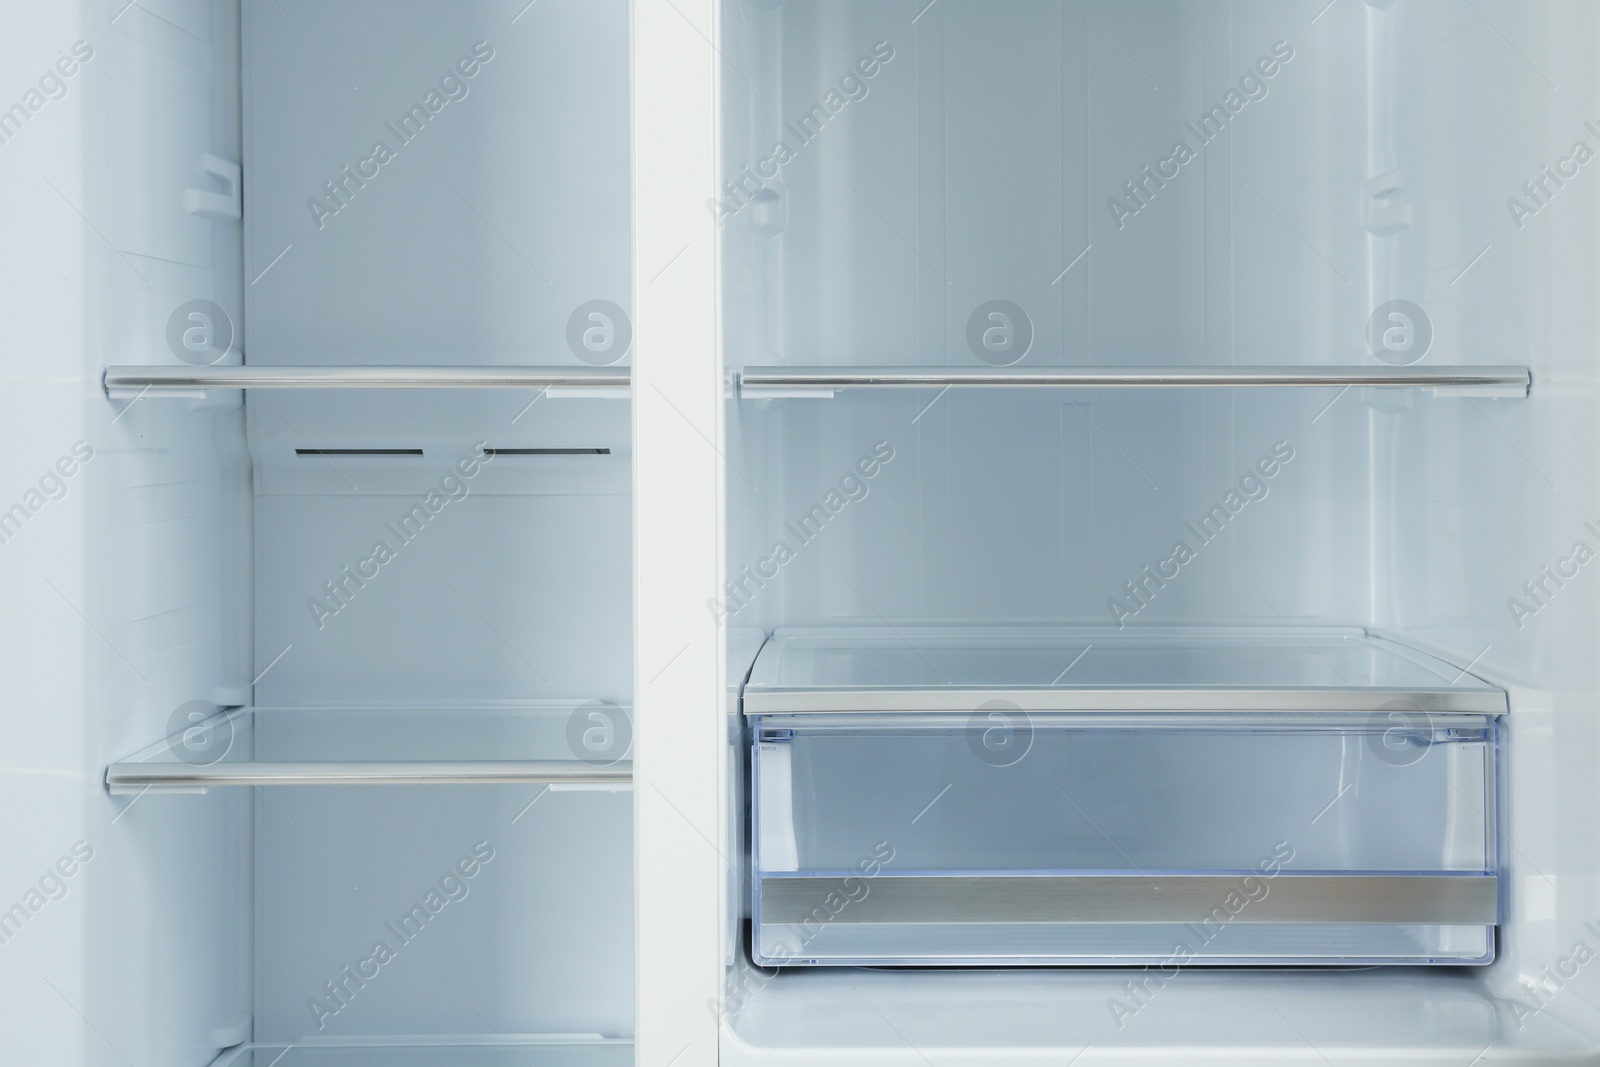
[211, 1039, 631, 1066]
[108, 704, 633, 793]
[742, 625, 1506, 714]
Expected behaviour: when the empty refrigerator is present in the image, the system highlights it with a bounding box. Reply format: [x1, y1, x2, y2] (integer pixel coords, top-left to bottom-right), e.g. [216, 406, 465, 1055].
[5, 0, 1600, 1064]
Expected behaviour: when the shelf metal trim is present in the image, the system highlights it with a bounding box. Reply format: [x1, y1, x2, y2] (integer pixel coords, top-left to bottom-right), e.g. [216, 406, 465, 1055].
[104, 365, 631, 398]
[738, 365, 1531, 399]
[106, 760, 632, 789]
[210, 1037, 633, 1067]
[761, 873, 1498, 926]
[742, 686, 1509, 715]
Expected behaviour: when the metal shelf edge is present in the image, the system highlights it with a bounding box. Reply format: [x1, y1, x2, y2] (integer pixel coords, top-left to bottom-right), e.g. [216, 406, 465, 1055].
[105, 760, 633, 789]
[104, 365, 633, 397]
[738, 365, 1531, 399]
[741, 687, 1509, 715]
[760, 873, 1498, 925]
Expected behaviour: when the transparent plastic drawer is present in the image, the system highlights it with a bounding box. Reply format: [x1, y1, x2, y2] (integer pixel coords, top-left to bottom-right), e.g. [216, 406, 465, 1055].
[751, 712, 1499, 967]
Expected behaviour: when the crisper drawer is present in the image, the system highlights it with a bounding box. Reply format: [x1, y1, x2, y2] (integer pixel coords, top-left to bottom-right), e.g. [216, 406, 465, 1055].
[751, 711, 1499, 967]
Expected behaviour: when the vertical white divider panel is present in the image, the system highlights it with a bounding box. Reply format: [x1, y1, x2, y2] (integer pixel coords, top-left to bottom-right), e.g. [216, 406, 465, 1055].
[633, 0, 723, 1064]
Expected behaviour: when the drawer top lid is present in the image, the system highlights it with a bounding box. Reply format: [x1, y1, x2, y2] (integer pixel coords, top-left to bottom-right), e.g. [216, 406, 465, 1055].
[741, 626, 1505, 715]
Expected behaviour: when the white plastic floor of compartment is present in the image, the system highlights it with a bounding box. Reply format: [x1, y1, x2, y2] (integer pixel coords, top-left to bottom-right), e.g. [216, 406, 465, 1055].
[720, 968, 1594, 1064]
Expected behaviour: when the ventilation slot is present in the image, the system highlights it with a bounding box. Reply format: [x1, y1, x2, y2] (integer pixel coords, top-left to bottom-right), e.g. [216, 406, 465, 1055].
[483, 448, 611, 456]
[295, 449, 424, 457]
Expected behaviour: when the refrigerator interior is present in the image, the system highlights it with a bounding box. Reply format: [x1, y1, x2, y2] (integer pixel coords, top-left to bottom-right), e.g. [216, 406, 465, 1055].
[718, 0, 1600, 1062]
[0, 1, 634, 1064]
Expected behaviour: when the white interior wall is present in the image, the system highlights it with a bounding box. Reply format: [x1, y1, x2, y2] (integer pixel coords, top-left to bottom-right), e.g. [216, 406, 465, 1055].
[1380, 0, 1600, 1044]
[242, 0, 631, 367]
[252, 784, 633, 1042]
[0, 1, 252, 1065]
[241, 0, 636, 1043]
[0, 0, 642, 1052]
[725, 0, 1381, 627]
[742, 390, 1371, 627]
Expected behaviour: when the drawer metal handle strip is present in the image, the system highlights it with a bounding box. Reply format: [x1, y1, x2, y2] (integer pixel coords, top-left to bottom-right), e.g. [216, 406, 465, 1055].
[761, 874, 1497, 925]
